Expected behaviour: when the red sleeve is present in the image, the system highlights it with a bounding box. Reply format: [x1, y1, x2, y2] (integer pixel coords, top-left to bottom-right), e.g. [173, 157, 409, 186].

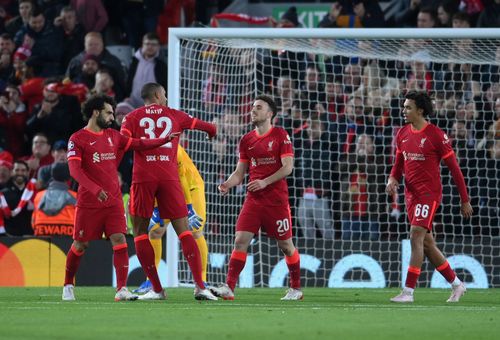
[280, 130, 293, 158]
[443, 154, 470, 203]
[120, 115, 133, 137]
[433, 126, 453, 158]
[239, 136, 248, 162]
[68, 159, 102, 197]
[390, 150, 404, 182]
[128, 137, 169, 151]
[390, 130, 404, 181]
[191, 119, 217, 138]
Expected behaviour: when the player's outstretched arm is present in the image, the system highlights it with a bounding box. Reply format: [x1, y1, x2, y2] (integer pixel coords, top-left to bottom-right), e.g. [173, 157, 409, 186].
[247, 156, 293, 192]
[218, 161, 248, 196]
[126, 132, 181, 151]
[190, 119, 217, 138]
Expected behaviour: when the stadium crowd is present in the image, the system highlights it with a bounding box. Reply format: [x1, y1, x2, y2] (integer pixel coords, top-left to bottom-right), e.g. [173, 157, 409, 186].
[0, 0, 498, 239]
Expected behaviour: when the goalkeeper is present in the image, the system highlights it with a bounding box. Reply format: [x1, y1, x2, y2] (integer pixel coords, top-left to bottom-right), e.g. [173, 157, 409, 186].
[134, 146, 208, 293]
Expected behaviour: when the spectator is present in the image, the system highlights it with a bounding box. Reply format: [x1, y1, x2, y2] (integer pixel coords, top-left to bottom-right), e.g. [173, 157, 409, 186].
[14, 7, 64, 77]
[352, 0, 386, 27]
[437, 0, 460, 27]
[66, 32, 126, 100]
[395, 0, 435, 27]
[278, 5, 300, 28]
[0, 84, 28, 158]
[71, 52, 99, 89]
[26, 81, 83, 143]
[452, 11, 471, 28]
[0, 150, 13, 189]
[1, 160, 34, 236]
[70, 0, 108, 33]
[0, 33, 15, 56]
[339, 134, 382, 240]
[32, 162, 76, 237]
[318, 1, 363, 28]
[4, 0, 33, 36]
[127, 32, 167, 108]
[477, 138, 499, 232]
[53, 6, 85, 68]
[36, 139, 68, 190]
[417, 7, 437, 28]
[296, 118, 335, 239]
[21, 132, 53, 178]
[91, 68, 121, 101]
[477, 0, 500, 27]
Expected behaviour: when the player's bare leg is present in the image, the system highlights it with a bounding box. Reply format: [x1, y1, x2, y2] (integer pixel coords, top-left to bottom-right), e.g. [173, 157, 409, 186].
[171, 217, 217, 300]
[210, 231, 254, 300]
[424, 233, 466, 302]
[277, 238, 303, 301]
[132, 215, 165, 298]
[62, 240, 88, 301]
[391, 226, 426, 303]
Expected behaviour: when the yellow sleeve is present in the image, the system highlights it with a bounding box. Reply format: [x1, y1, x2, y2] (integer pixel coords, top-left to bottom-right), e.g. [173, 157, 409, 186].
[178, 146, 192, 204]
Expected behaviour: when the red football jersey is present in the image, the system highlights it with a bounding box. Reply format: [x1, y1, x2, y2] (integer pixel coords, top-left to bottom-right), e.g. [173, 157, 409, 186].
[67, 128, 130, 208]
[239, 126, 293, 206]
[394, 123, 453, 199]
[120, 104, 195, 183]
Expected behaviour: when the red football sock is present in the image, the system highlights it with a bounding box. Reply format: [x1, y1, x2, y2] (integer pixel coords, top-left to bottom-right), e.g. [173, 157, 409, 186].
[226, 250, 247, 291]
[113, 243, 129, 291]
[134, 234, 162, 293]
[286, 249, 301, 289]
[64, 245, 84, 286]
[179, 231, 205, 288]
[437, 261, 456, 283]
[405, 266, 421, 289]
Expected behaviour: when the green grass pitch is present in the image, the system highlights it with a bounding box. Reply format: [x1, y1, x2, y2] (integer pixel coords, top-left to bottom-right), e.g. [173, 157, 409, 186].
[0, 287, 498, 339]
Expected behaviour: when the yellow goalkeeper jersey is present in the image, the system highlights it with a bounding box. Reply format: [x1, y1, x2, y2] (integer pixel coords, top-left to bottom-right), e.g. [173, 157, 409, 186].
[177, 145, 204, 204]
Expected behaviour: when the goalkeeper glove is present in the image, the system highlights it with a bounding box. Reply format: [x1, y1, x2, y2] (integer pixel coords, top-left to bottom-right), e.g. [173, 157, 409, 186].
[187, 204, 203, 231]
[148, 207, 164, 232]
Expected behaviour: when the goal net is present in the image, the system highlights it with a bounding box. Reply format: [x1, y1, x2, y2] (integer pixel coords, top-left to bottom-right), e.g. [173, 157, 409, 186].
[167, 28, 499, 289]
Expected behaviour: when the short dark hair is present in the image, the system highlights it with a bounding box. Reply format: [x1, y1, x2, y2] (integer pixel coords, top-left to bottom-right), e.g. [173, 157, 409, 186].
[143, 32, 160, 43]
[452, 11, 470, 24]
[141, 82, 163, 101]
[255, 94, 278, 120]
[13, 159, 29, 171]
[405, 91, 433, 117]
[82, 94, 116, 121]
[419, 7, 437, 23]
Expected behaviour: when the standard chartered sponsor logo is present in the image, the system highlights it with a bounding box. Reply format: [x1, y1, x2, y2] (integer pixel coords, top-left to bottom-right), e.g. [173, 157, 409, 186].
[93, 152, 116, 163]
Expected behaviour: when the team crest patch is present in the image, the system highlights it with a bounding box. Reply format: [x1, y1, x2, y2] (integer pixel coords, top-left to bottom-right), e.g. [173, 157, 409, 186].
[419, 137, 427, 148]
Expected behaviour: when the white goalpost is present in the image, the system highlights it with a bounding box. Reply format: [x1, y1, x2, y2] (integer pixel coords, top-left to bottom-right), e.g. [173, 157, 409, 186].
[166, 27, 500, 289]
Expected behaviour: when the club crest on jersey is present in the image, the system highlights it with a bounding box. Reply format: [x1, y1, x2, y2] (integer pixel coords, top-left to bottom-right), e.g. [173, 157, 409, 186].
[419, 137, 427, 148]
[108, 137, 113, 146]
[443, 133, 450, 144]
[268, 141, 274, 151]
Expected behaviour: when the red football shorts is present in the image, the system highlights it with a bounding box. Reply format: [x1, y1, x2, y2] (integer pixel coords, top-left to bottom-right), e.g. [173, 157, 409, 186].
[236, 201, 293, 240]
[406, 196, 440, 231]
[73, 204, 127, 242]
[129, 180, 187, 220]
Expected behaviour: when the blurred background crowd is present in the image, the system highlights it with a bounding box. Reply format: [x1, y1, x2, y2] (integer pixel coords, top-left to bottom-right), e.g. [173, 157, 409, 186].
[0, 0, 497, 240]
